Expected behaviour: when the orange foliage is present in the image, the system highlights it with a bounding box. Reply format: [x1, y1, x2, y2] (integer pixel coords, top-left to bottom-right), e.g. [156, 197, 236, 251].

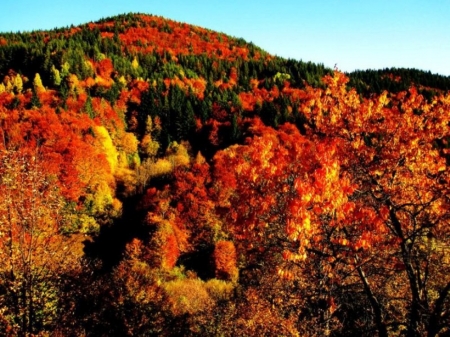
[213, 118, 351, 259]
[129, 79, 150, 104]
[113, 14, 255, 61]
[213, 241, 238, 282]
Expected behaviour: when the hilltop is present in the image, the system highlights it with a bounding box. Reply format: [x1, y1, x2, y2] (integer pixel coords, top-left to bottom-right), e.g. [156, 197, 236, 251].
[1, 13, 448, 153]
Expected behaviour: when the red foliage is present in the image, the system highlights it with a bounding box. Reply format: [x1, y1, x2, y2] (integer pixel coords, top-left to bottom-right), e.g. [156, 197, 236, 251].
[111, 14, 255, 61]
[0, 85, 122, 204]
[96, 58, 114, 79]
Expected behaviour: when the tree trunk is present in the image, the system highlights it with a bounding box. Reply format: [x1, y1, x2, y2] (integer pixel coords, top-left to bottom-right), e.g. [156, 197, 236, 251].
[356, 263, 388, 337]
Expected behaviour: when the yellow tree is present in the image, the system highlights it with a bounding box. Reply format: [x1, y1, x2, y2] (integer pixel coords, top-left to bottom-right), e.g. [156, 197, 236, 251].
[13, 74, 23, 94]
[32, 73, 45, 93]
[0, 148, 80, 336]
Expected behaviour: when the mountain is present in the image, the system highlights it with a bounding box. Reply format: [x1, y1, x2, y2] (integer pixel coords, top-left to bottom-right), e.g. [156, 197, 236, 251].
[1, 13, 450, 336]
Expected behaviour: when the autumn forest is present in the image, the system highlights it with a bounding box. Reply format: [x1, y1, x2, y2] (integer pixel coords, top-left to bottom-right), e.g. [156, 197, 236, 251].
[1, 13, 450, 336]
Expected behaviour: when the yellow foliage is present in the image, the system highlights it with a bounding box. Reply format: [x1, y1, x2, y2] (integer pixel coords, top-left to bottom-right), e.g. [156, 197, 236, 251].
[173, 154, 190, 167]
[95, 125, 119, 174]
[120, 132, 139, 154]
[5, 79, 13, 93]
[84, 60, 94, 71]
[68, 74, 79, 92]
[78, 214, 100, 234]
[33, 73, 45, 93]
[135, 159, 153, 192]
[205, 278, 234, 301]
[0, 83, 5, 93]
[118, 75, 127, 87]
[50, 65, 61, 86]
[135, 141, 191, 192]
[117, 152, 129, 168]
[145, 116, 153, 133]
[61, 61, 70, 78]
[111, 197, 123, 216]
[95, 75, 113, 87]
[96, 53, 106, 61]
[164, 278, 214, 316]
[115, 167, 137, 196]
[166, 141, 190, 168]
[195, 151, 206, 165]
[13, 74, 23, 93]
[131, 57, 139, 70]
[140, 134, 160, 157]
[92, 180, 114, 213]
[129, 152, 141, 168]
[150, 158, 173, 177]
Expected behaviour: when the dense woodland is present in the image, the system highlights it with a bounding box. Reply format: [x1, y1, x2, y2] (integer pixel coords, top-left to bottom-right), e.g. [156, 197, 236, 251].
[1, 13, 450, 336]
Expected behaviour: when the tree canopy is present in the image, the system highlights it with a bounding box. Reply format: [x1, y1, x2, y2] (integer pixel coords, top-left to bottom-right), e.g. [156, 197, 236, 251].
[0, 13, 449, 336]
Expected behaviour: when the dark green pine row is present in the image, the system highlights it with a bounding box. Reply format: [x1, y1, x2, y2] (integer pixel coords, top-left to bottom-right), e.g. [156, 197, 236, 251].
[347, 68, 450, 99]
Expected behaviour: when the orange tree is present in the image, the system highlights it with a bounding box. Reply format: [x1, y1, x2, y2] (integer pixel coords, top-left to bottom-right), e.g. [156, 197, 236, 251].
[296, 72, 450, 337]
[212, 117, 354, 334]
[212, 72, 450, 336]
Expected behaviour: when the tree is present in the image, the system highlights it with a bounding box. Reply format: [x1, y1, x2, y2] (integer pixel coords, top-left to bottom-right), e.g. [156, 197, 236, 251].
[212, 72, 450, 336]
[307, 72, 450, 336]
[288, 72, 450, 336]
[32, 73, 45, 93]
[13, 74, 23, 94]
[213, 117, 350, 263]
[211, 118, 352, 334]
[50, 65, 61, 87]
[0, 148, 81, 336]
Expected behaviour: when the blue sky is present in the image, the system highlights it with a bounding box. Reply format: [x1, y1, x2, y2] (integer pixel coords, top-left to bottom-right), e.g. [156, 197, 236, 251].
[1, 0, 449, 76]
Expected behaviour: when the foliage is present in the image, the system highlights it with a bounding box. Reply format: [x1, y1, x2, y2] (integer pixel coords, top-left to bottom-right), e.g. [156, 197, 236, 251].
[0, 149, 82, 335]
[0, 12, 449, 337]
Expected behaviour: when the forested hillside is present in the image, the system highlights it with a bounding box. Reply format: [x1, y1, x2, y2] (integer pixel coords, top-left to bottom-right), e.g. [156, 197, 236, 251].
[347, 67, 450, 98]
[1, 13, 450, 336]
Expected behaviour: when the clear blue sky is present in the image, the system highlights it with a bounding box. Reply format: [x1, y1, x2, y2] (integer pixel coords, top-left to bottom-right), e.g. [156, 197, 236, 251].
[1, 0, 449, 76]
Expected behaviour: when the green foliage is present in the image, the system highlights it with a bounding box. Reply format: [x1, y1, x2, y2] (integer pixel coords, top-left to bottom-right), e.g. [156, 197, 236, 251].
[348, 67, 450, 97]
[30, 90, 42, 108]
[84, 95, 94, 118]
